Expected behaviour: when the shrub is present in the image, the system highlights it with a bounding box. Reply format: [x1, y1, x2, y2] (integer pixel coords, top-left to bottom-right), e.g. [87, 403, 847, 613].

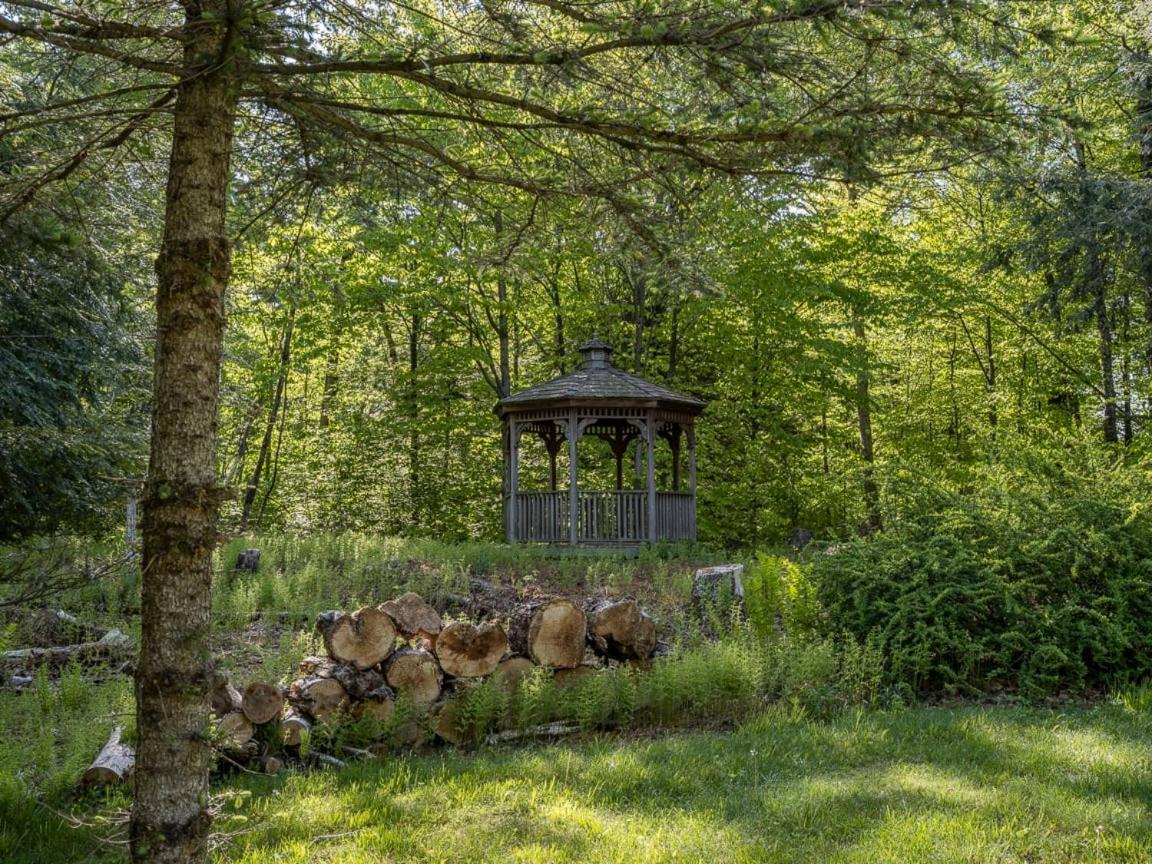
[809, 448, 1152, 698]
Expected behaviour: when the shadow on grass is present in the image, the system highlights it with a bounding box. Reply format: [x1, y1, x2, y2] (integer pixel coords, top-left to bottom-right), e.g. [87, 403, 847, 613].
[219, 705, 1152, 864]
[5, 705, 1149, 863]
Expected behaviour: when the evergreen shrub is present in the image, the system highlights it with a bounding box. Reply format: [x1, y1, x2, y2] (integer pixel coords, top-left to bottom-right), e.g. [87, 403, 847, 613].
[809, 449, 1152, 698]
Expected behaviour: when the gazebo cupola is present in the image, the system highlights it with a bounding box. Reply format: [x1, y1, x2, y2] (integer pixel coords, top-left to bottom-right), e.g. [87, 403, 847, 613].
[496, 337, 705, 545]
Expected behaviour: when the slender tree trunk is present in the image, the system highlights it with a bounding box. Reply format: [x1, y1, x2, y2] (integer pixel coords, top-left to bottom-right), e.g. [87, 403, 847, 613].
[222, 400, 261, 488]
[319, 350, 338, 428]
[131, 7, 239, 863]
[984, 315, 997, 429]
[1134, 70, 1152, 372]
[494, 211, 511, 398]
[240, 307, 295, 530]
[852, 309, 881, 532]
[407, 312, 421, 528]
[1087, 247, 1119, 444]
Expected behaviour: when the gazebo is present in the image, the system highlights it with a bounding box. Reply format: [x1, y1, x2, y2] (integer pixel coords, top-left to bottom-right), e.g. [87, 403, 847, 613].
[496, 337, 705, 546]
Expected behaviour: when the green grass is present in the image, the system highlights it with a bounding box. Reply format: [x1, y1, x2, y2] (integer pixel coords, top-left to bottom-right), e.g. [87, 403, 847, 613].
[3, 704, 1149, 863]
[211, 533, 731, 627]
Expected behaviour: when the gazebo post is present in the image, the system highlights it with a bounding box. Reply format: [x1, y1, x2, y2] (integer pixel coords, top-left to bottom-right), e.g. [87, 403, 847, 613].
[688, 426, 697, 542]
[507, 420, 519, 543]
[646, 416, 657, 544]
[568, 413, 579, 545]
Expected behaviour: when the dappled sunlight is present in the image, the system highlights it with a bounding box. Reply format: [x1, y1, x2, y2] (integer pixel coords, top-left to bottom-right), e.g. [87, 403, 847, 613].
[217, 706, 1152, 863]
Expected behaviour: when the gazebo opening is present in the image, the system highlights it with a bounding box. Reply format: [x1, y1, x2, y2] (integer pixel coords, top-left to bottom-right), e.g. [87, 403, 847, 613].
[496, 337, 705, 545]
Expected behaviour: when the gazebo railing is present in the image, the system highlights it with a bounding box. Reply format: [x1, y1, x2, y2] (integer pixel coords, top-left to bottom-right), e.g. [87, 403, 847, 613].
[513, 489, 693, 544]
[655, 491, 694, 541]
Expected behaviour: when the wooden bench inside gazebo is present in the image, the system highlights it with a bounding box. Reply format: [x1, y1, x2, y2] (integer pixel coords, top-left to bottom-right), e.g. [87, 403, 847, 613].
[496, 337, 704, 546]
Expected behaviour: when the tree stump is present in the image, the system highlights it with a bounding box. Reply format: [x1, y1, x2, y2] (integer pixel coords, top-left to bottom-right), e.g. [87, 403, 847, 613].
[587, 598, 657, 662]
[381, 592, 443, 645]
[316, 607, 397, 669]
[384, 648, 443, 705]
[241, 682, 284, 725]
[692, 565, 745, 611]
[434, 621, 508, 678]
[508, 599, 587, 669]
[235, 549, 261, 571]
[82, 726, 134, 786]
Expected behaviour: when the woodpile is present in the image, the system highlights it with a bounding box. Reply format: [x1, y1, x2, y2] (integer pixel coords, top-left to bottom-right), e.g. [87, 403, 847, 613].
[83, 589, 662, 784]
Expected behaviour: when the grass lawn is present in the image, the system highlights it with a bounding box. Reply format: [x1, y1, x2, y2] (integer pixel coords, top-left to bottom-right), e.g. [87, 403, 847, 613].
[8, 703, 1148, 863]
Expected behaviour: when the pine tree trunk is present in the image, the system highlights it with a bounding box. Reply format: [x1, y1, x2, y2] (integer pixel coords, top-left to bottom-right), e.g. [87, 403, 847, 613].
[131, 7, 239, 863]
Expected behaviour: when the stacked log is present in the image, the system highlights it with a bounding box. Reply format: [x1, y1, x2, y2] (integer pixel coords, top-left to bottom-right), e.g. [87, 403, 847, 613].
[508, 599, 587, 669]
[87, 588, 663, 783]
[435, 621, 508, 678]
[384, 648, 443, 705]
[586, 599, 657, 663]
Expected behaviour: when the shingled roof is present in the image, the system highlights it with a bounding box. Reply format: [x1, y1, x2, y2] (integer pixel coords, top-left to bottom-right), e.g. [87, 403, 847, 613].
[497, 337, 706, 415]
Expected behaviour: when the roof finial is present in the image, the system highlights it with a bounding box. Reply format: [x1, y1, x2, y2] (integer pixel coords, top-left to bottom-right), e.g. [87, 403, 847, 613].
[578, 335, 613, 369]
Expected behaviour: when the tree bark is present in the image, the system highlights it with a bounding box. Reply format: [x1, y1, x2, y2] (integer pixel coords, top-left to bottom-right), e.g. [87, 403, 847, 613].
[132, 6, 240, 861]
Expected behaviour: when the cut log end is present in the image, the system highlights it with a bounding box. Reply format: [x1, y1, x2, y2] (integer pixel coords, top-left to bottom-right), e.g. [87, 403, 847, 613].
[587, 598, 656, 662]
[494, 656, 536, 692]
[241, 681, 284, 725]
[316, 607, 397, 669]
[381, 592, 443, 643]
[216, 711, 255, 752]
[435, 621, 508, 678]
[352, 685, 396, 723]
[384, 648, 443, 705]
[281, 708, 311, 748]
[511, 599, 587, 669]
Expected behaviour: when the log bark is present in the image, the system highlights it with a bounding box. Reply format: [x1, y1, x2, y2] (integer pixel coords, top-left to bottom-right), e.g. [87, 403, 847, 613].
[352, 685, 396, 723]
[287, 676, 349, 721]
[494, 656, 536, 691]
[29, 608, 109, 647]
[486, 722, 579, 745]
[434, 621, 508, 678]
[380, 592, 442, 644]
[384, 648, 443, 705]
[508, 599, 587, 669]
[587, 599, 657, 662]
[209, 673, 242, 717]
[83, 726, 135, 787]
[241, 682, 284, 725]
[131, 5, 240, 861]
[316, 607, 397, 669]
[3, 629, 131, 672]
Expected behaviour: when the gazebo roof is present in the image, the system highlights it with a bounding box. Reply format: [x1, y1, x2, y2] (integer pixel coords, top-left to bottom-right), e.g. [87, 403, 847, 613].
[497, 337, 706, 416]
